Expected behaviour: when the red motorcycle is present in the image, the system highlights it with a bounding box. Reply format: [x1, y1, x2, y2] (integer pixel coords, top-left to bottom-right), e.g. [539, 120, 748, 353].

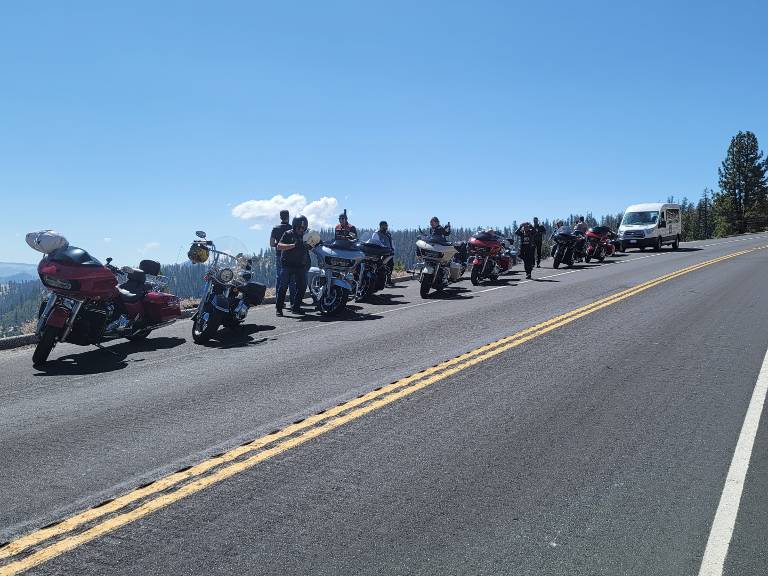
[32, 245, 181, 365]
[584, 226, 617, 263]
[468, 230, 514, 285]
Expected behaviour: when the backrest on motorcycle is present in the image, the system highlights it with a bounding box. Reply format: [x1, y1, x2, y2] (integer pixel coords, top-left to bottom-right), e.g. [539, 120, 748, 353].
[139, 259, 161, 276]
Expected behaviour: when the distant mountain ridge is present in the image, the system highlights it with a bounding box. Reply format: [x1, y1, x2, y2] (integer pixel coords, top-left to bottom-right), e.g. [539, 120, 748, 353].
[0, 262, 38, 283]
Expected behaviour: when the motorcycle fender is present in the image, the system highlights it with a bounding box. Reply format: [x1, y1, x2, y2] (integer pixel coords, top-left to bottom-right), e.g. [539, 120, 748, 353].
[333, 277, 353, 291]
[422, 263, 436, 275]
[45, 306, 70, 329]
[307, 266, 324, 280]
[211, 294, 230, 313]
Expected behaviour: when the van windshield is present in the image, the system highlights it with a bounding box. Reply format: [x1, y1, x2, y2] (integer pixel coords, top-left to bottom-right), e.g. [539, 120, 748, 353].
[622, 211, 659, 225]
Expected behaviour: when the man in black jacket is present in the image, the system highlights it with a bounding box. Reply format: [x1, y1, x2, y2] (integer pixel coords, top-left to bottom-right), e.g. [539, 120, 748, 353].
[276, 217, 310, 316]
[515, 222, 536, 279]
[532, 217, 546, 267]
[270, 210, 291, 297]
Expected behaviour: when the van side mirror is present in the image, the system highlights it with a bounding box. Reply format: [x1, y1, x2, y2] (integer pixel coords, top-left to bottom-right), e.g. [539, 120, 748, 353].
[659, 220, 666, 228]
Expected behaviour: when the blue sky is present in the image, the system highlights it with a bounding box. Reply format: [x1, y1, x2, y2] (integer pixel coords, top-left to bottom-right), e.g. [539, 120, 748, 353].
[1, 0, 766, 264]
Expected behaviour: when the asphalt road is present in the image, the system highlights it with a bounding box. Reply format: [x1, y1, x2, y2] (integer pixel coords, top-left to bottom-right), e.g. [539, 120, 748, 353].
[1, 234, 768, 575]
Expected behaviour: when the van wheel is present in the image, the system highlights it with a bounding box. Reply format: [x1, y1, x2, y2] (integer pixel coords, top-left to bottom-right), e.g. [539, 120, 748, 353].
[654, 237, 662, 251]
[672, 235, 680, 250]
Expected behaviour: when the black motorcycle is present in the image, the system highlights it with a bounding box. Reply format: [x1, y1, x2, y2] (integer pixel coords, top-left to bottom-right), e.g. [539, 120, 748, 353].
[551, 232, 577, 268]
[354, 236, 395, 302]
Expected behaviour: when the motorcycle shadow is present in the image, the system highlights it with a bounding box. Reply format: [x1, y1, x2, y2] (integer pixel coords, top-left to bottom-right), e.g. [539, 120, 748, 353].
[33, 336, 186, 376]
[296, 306, 384, 322]
[363, 293, 409, 306]
[199, 324, 275, 349]
[427, 287, 473, 300]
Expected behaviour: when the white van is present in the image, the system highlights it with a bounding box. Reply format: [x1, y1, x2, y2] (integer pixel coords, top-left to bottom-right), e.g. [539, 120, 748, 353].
[617, 203, 681, 251]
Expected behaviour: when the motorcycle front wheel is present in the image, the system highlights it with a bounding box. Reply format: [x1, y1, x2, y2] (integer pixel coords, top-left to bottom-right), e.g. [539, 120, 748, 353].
[419, 274, 433, 298]
[553, 250, 562, 269]
[32, 325, 59, 366]
[319, 285, 348, 315]
[470, 264, 482, 286]
[192, 304, 221, 344]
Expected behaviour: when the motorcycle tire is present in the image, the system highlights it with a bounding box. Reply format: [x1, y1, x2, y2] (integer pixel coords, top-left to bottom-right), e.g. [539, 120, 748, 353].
[585, 252, 592, 263]
[319, 286, 348, 315]
[192, 304, 221, 344]
[553, 251, 562, 269]
[32, 325, 59, 366]
[470, 265, 481, 286]
[598, 254, 605, 262]
[419, 274, 433, 298]
[126, 329, 152, 341]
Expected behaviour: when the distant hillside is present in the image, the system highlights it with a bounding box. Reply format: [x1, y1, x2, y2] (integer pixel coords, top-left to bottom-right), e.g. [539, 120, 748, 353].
[0, 262, 38, 283]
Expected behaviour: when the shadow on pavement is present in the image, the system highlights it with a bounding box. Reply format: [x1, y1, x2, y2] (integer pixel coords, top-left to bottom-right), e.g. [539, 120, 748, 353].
[427, 287, 473, 300]
[199, 324, 275, 349]
[33, 336, 186, 376]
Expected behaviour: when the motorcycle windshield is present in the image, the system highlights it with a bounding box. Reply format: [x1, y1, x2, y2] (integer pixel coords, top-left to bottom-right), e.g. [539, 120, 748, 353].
[211, 236, 250, 265]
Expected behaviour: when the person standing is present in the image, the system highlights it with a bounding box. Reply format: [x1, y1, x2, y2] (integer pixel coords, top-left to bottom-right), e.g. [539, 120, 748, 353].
[532, 217, 546, 268]
[276, 217, 309, 316]
[574, 216, 589, 233]
[292, 214, 310, 309]
[429, 217, 451, 239]
[335, 211, 358, 241]
[371, 220, 395, 287]
[515, 222, 536, 279]
[270, 210, 291, 297]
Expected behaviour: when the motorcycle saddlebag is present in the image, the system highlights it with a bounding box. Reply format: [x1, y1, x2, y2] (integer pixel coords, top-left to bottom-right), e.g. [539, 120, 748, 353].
[243, 282, 266, 306]
[143, 292, 182, 323]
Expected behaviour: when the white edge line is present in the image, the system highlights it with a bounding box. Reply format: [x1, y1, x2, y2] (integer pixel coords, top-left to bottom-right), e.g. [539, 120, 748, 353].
[698, 343, 768, 576]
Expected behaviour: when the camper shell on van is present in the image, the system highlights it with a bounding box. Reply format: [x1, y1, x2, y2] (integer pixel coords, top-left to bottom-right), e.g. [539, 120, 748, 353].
[617, 202, 681, 251]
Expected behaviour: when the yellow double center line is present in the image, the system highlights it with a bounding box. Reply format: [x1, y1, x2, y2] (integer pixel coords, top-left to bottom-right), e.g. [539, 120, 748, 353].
[1, 245, 765, 575]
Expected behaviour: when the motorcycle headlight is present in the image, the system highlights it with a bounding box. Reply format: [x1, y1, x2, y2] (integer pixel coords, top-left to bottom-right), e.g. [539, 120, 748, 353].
[42, 275, 78, 290]
[325, 256, 353, 267]
[217, 268, 235, 283]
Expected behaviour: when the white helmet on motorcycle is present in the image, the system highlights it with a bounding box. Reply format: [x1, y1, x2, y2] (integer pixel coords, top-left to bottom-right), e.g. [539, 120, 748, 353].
[303, 229, 322, 248]
[26, 230, 69, 254]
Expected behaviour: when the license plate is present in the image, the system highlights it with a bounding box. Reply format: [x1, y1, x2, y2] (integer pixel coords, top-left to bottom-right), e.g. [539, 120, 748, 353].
[630, 240, 637, 244]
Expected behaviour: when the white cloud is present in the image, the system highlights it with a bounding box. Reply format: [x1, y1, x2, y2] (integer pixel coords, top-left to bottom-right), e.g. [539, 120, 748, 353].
[232, 194, 339, 230]
[138, 241, 160, 255]
[103, 237, 112, 243]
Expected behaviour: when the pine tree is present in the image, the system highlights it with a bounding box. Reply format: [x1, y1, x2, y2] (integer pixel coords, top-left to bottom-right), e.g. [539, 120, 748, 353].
[717, 131, 768, 233]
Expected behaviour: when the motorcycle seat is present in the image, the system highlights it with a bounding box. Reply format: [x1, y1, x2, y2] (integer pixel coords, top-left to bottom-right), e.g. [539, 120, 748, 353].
[328, 238, 358, 251]
[118, 287, 143, 303]
[428, 235, 450, 246]
[360, 243, 393, 257]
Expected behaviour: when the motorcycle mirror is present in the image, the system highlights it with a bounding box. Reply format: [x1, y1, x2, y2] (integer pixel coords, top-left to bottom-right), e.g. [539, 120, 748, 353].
[195, 231, 207, 239]
[106, 257, 112, 264]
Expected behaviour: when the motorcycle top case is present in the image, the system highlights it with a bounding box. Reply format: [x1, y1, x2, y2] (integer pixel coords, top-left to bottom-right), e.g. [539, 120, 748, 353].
[143, 292, 182, 323]
[38, 247, 118, 298]
[243, 282, 266, 306]
[26, 230, 69, 254]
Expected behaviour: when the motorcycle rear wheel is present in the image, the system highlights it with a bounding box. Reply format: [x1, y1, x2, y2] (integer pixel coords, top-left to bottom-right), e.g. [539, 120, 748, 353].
[32, 326, 59, 366]
[419, 274, 433, 298]
[192, 304, 221, 344]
